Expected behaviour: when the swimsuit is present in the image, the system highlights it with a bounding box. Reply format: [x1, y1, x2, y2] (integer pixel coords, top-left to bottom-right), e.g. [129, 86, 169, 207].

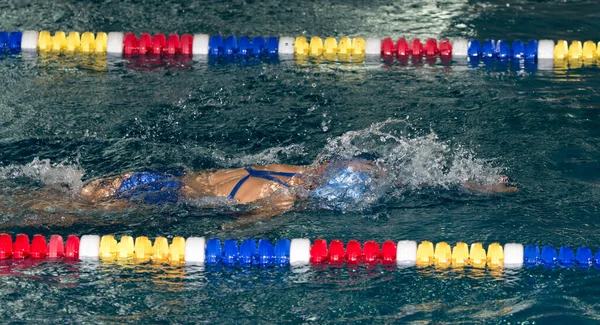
[228, 168, 299, 200]
[117, 170, 183, 204]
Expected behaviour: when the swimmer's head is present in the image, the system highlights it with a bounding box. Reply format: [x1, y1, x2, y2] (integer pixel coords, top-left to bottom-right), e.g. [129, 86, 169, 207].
[310, 159, 378, 210]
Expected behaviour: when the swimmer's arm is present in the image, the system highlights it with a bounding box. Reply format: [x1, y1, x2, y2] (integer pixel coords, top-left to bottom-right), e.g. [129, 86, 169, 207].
[462, 181, 519, 193]
[221, 194, 296, 230]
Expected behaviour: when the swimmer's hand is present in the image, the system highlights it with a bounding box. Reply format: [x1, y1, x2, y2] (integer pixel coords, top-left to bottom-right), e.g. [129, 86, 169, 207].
[463, 176, 519, 193]
[221, 194, 295, 230]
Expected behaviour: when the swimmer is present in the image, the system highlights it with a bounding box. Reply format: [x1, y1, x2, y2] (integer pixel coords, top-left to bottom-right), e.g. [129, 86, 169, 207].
[75, 158, 518, 228]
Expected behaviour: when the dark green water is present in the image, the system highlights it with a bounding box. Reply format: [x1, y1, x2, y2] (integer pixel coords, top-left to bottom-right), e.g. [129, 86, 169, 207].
[1, 0, 600, 323]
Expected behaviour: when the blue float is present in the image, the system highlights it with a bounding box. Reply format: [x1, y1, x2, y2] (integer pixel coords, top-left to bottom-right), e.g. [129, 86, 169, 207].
[8, 31, 21, 52]
[467, 40, 481, 58]
[576, 246, 592, 266]
[208, 35, 224, 56]
[558, 246, 575, 267]
[275, 239, 290, 265]
[511, 40, 525, 59]
[523, 245, 540, 265]
[266, 36, 278, 56]
[238, 36, 251, 56]
[258, 239, 274, 265]
[524, 40, 538, 60]
[482, 40, 495, 58]
[222, 239, 239, 265]
[0, 32, 9, 51]
[205, 238, 222, 264]
[224, 35, 238, 55]
[495, 40, 510, 59]
[240, 238, 257, 265]
[250, 36, 265, 56]
[541, 245, 557, 265]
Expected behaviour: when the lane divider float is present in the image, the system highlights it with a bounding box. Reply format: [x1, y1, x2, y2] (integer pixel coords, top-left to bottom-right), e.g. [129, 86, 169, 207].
[0, 30, 598, 68]
[0, 233, 598, 269]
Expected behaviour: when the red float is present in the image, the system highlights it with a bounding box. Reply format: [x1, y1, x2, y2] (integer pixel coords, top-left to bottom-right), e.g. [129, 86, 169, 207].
[48, 235, 65, 258]
[138, 33, 152, 55]
[0, 233, 12, 259]
[123, 33, 138, 55]
[439, 38, 452, 57]
[30, 235, 47, 259]
[166, 34, 181, 55]
[381, 240, 397, 265]
[346, 240, 362, 264]
[425, 38, 439, 57]
[310, 239, 328, 264]
[395, 38, 410, 57]
[152, 34, 167, 55]
[381, 38, 395, 56]
[180, 34, 193, 55]
[410, 38, 424, 57]
[13, 234, 30, 259]
[65, 235, 80, 259]
[329, 240, 344, 263]
[364, 241, 380, 264]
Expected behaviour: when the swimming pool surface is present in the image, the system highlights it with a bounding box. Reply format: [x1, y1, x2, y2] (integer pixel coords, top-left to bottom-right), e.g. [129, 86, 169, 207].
[2, 0, 600, 323]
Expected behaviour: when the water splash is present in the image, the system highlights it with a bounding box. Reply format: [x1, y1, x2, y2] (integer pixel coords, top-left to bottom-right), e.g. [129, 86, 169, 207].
[0, 158, 84, 193]
[314, 119, 506, 208]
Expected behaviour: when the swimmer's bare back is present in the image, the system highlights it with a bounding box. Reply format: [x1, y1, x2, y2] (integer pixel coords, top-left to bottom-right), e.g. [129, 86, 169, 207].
[80, 164, 312, 204]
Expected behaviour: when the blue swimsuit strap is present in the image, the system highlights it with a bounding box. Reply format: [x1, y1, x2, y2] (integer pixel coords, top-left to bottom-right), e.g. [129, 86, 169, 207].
[227, 168, 299, 200]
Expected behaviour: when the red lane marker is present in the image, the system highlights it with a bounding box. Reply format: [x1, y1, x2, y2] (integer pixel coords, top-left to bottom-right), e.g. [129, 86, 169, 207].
[396, 38, 410, 58]
[65, 235, 80, 259]
[180, 34, 193, 55]
[310, 239, 328, 264]
[13, 234, 30, 259]
[30, 234, 47, 259]
[166, 34, 181, 55]
[329, 240, 344, 264]
[439, 38, 452, 57]
[425, 38, 439, 57]
[0, 233, 12, 259]
[346, 240, 363, 264]
[48, 235, 65, 258]
[364, 241, 380, 264]
[381, 38, 395, 57]
[123, 33, 139, 55]
[410, 38, 424, 57]
[151, 34, 167, 55]
[381, 240, 397, 265]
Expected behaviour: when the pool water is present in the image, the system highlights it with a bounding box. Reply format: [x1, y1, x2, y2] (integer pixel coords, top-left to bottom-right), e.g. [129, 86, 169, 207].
[1, 0, 600, 323]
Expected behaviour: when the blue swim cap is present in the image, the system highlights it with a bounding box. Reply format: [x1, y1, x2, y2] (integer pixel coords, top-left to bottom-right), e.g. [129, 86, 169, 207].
[311, 166, 373, 210]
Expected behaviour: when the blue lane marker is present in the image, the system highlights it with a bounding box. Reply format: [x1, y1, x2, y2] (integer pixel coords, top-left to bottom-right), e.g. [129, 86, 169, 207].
[275, 239, 291, 265]
[224, 35, 238, 55]
[205, 238, 222, 264]
[266, 36, 278, 56]
[541, 245, 557, 266]
[251, 36, 266, 56]
[222, 239, 239, 265]
[238, 36, 251, 56]
[209, 35, 224, 56]
[467, 40, 481, 58]
[524, 245, 540, 265]
[8, 31, 21, 52]
[482, 40, 495, 58]
[0, 32, 9, 51]
[576, 246, 592, 267]
[258, 239, 274, 266]
[496, 40, 510, 59]
[524, 40, 538, 60]
[511, 40, 525, 60]
[558, 246, 574, 267]
[240, 238, 257, 265]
